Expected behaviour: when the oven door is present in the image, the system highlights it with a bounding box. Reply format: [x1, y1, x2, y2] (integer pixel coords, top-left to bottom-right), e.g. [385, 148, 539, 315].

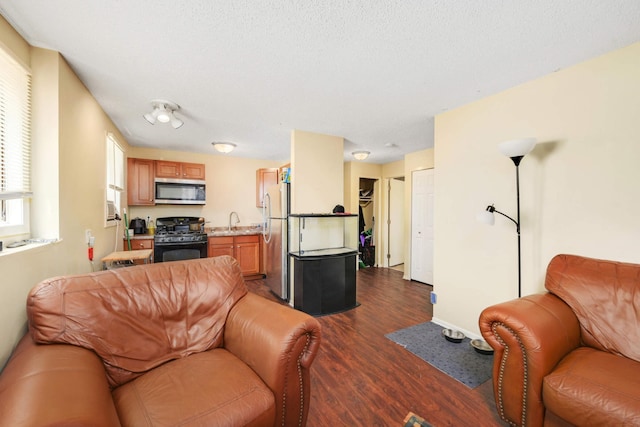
[154, 241, 207, 263]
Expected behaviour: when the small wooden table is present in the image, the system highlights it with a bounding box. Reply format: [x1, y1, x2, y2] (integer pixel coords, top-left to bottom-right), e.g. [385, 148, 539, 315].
[101, 249, 153, 270]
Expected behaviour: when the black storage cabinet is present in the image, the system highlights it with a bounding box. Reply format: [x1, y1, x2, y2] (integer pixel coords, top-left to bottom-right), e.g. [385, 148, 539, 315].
[292, 251, 357, 315]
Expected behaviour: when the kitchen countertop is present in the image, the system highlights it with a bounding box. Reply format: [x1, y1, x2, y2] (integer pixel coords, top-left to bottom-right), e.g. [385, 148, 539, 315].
[206, 226, 263, 237]
[125, 234, 154, 239]
[124, 227, 264, 238]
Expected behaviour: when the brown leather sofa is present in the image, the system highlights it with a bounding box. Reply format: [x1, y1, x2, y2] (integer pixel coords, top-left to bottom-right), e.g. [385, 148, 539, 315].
[479, 254, 640, 427]
[0, 256, 322, 427]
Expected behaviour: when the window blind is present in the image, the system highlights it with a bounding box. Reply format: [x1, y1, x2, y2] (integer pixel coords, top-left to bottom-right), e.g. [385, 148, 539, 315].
[0, 49, 32, 201]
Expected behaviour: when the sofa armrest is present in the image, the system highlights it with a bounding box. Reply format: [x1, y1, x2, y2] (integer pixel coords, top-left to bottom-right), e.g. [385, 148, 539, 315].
[224, 292, 321, 427]
[479, 293, 581, 427]
[0, 334, 121, 427]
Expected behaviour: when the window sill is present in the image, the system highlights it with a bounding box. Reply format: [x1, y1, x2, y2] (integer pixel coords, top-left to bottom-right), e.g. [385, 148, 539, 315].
[0, 238, 61, 258]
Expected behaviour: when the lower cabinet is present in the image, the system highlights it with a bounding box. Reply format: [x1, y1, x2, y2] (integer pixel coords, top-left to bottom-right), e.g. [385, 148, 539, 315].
[122, 237, 155, 264]
[208, 234, 262, 277]
[208, 236, 234, 258]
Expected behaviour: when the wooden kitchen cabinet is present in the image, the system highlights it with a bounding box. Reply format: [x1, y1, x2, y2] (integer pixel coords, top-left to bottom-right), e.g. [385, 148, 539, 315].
[208, 234, 262, 277]
[122, 237, 155, 263]
[256, 168, 279, 207]
[208, 236, 234, 258]
[234, 235, 261, 276]
[156, 161, 205, 180]
[127, 158, 155, 206]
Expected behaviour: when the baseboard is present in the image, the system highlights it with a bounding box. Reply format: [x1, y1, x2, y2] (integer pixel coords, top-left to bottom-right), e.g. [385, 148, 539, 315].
[430, 317, 483, 340]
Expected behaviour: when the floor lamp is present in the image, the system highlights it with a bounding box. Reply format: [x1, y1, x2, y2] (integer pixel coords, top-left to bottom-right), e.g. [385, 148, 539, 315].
[478, 137, 536, 298]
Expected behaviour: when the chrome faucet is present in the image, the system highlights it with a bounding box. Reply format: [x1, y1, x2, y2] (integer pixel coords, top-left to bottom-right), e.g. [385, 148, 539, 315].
[228, 211, 240, 231]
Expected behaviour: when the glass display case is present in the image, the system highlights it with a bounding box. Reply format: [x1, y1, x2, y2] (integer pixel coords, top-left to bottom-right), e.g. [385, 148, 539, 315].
[289, 213, 358, 257]
[289, 214, 358, 315]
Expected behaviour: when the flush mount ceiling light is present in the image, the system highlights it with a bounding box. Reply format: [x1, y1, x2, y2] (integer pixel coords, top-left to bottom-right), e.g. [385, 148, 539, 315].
[212, 142, 236, 153]
[143, 99, 184, 129]
[352, 150, 370, 160]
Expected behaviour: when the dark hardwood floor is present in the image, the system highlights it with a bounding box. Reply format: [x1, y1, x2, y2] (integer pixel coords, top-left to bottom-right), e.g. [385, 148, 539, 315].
[247, 267, 506, 427]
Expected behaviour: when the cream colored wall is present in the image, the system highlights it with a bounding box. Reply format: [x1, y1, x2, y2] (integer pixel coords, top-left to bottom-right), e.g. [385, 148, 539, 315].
[382, 159, 404, 178]
[290, 130, 344, 213]
[0, 15, 29, 69]
[31, 48, 60, 240]
[342, 153, 435, 272]
[0, 15, 134, 367]
[433, 42, 640, 337]
[402, 150, 434, 280]
[127, 147, 281, 234]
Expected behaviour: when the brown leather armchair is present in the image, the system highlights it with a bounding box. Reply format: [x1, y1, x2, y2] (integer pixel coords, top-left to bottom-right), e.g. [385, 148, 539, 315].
[0, 256, 322, 427]
[480, 254, 640, 427]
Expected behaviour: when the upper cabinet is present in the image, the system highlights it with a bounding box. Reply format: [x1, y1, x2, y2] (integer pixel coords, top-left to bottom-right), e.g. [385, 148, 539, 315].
[127, 158, 155, 206]
[156, 161, 205, 180]
[256, 168, 279, 207]
[128, 158, 206, 206]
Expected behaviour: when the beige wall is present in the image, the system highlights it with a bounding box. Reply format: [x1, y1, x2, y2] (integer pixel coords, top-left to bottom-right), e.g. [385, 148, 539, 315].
[31, 48, 60, 240]
[127, 147, 281, 233]
[0, 15, 134, 367]
[342, 151, 434, 273]
[433, 42, 640, 337]
[290, 130, 344, 213]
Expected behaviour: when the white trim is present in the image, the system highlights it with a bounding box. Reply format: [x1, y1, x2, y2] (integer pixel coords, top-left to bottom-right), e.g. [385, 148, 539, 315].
[430, 317, 483, 341]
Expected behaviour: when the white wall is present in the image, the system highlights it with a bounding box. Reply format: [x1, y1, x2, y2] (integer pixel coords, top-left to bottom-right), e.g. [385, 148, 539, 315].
[433, 42, 640, 337]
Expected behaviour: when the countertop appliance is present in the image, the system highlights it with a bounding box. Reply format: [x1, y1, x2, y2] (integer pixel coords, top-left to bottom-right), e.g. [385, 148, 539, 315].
[154, 216, 207, 262]
[130, 217, 147, 235]
[263, 182, 290, 301]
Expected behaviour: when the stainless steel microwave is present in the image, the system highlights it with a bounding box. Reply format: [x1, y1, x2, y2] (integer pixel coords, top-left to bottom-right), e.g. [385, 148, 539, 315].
[155, 178, 206, 205]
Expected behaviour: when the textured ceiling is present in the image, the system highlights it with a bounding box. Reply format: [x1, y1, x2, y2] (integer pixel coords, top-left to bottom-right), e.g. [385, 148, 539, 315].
[1, 1, 640, 164]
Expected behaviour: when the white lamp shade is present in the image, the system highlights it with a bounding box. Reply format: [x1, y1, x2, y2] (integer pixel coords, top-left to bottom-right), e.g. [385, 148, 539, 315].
[498, 138, 536, 158]
[212, 142, 236, 153]
[170, 116, 184, 129]
[477, 210, 495, 225]
[155, 106, 171, 123]
[143, 112, 156, 124]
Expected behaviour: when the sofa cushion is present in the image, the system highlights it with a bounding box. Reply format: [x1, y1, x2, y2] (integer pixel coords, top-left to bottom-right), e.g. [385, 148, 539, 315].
[543, 347, 640, 426]
[545, 254, 640, 362]
[27, 256, 247, 388]
[112, 348, 275, 427]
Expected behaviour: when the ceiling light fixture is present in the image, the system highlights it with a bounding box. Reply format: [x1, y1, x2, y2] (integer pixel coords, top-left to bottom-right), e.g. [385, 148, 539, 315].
[143, 99, 184, 129]
[212, 142, 236, 153]
[352, 151, 370, 160]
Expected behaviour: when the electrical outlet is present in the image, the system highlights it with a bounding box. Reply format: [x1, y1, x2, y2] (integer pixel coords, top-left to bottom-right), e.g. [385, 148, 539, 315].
[430, 291, 437, 304]
[85, 229, 92, 245]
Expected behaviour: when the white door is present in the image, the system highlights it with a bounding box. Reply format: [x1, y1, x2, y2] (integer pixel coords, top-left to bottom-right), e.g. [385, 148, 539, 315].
[411, 169, 434, 284]
[388, 178, 404, 267]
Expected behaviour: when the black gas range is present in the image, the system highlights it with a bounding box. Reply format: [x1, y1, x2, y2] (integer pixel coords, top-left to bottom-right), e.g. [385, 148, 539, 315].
[154, 217, 208, 262]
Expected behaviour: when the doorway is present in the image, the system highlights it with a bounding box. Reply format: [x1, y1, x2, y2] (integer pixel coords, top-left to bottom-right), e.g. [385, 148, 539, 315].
[359, 178, 377, 267]
[387, 177, 405, 270]
[411, 168, 434, 284]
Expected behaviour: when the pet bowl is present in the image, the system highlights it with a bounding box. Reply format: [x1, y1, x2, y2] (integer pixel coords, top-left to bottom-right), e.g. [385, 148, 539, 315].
[441, 328, 465, 343]
[470, 339, 494, 355]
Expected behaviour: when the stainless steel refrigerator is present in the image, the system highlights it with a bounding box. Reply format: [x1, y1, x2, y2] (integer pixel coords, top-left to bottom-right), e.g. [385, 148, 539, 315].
[263, 182, 290, 300]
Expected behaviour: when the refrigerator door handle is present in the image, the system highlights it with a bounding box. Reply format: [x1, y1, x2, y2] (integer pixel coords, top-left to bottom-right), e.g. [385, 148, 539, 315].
[263, 192, 272, 243]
